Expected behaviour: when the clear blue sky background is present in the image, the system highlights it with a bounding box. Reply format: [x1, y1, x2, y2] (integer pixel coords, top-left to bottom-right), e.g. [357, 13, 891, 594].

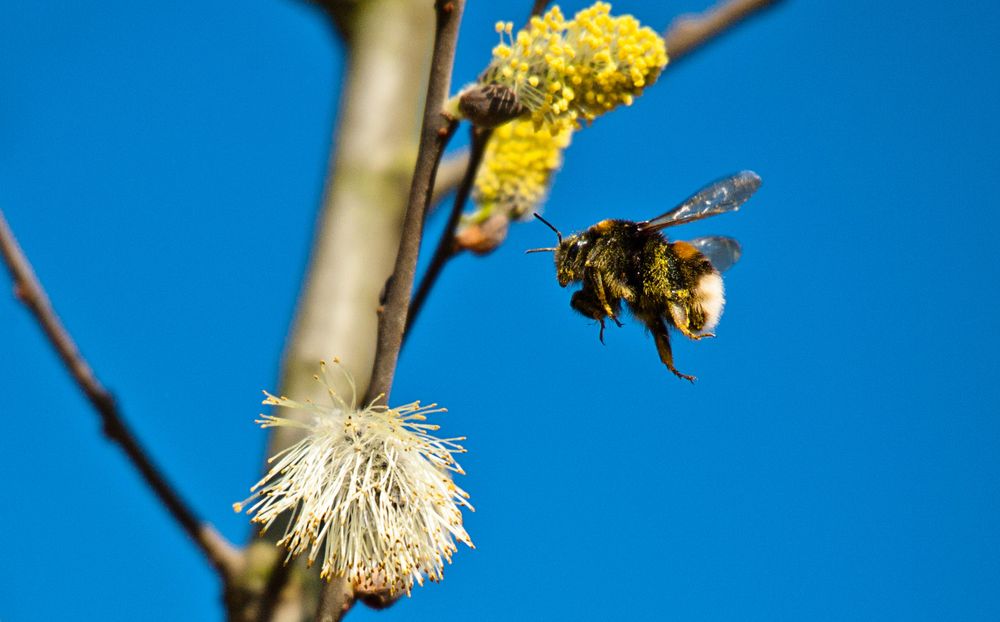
[2, 1, 998, 620]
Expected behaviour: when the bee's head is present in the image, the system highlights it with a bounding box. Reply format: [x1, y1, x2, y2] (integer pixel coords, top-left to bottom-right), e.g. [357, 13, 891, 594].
[554, 233, 589, 286]
[526, 213, 590, 286]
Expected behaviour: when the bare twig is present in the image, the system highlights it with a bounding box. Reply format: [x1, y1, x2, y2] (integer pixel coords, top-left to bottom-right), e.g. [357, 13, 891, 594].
[406, 126, 491, 338]
[314, 0, 465, 617]
[528, 0, 552, 22]
[429, 148, 470, 210]
[0, 209, 241, 582]
[363, 0, 464, 407]
[663, 0, 781, 61]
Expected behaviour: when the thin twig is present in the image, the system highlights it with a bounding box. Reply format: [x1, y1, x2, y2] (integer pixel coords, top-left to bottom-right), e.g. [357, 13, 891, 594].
[528, 0, 552, 22]
[314, 0, 465, 616]
[663, 0, 781, 61]
[0, 209, 241, 582]
[429, 147, 470, 211]
[362, 0, 463, 406]
[405, 126, 491, 338]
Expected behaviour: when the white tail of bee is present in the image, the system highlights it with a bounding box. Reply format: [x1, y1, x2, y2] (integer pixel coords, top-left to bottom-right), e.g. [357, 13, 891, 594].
[697, 271, 725, 332]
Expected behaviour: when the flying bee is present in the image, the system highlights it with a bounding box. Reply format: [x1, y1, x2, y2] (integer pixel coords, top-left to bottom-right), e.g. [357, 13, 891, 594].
[527, 171, 762, 382]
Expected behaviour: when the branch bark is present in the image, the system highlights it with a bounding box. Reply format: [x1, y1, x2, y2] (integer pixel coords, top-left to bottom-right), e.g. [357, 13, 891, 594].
[663, 0, 781, 61]
[0, 209, 241, 583]
[362, 0, 464, 407]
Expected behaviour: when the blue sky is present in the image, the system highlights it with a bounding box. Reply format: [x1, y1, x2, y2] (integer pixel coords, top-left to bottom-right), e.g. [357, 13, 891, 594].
[2, 1, 999, 620]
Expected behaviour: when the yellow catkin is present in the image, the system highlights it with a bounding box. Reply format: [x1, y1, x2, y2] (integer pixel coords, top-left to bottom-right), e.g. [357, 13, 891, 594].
[477, 2, 667, 132]
[470, 118, 573, 221]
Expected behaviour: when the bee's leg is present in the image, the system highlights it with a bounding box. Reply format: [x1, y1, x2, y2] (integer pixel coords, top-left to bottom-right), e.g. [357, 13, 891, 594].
[675, 324, 716, 341]
[669, 301, 714, 340]
[571, 289, 613, 344]
[589, 269, 624, 326]
[648, 317, 696, 383]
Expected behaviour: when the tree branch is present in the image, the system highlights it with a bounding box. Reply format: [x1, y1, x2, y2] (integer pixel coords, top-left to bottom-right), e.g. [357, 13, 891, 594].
[0, 209, 241, 583]
[314, 0, 465, 617]
[663, 0, 781, 61]
[363, 0, 464, 407]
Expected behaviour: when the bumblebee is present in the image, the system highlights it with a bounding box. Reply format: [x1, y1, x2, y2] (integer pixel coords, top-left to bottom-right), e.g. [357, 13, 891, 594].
[528, 171, 761, 382]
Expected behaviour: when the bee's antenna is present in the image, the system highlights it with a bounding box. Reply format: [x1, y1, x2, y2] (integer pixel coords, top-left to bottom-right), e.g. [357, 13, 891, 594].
[533, 212, 562, 243]
[524, 247, 557, 254]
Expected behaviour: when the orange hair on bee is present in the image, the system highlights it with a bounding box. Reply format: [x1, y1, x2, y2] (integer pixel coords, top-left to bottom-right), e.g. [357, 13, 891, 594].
[671, 241, 701, 260]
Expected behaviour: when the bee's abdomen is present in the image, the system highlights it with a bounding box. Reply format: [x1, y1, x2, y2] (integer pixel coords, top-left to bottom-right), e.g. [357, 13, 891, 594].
[634, 240, 724, 334]
[668, 241, 716, 285]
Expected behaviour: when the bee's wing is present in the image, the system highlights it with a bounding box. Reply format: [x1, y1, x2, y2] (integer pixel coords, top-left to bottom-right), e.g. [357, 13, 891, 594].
[638, 171, 761, 232]
[688, 236, 742, 272]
